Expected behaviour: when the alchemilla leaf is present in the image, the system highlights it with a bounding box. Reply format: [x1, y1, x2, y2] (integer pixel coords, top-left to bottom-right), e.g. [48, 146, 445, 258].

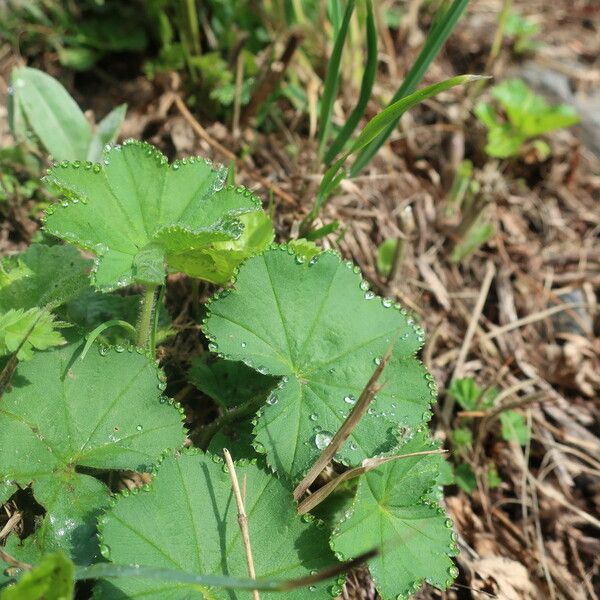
[331, 434, 458, 599]
[0, 342, 185, 565]
[42, 140, 273, 290]
[204, 246, 435, 481]
[95, 451, 335, 599]
[0, 244, 91, 312]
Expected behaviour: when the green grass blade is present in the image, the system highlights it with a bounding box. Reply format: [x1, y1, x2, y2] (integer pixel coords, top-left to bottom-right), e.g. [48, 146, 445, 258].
[323, 0, 377, 165]
[318, 0, 356, 160]
[327, 0, 343, 35]
[350, 0, 470, 175]
[302, 74, 481, 233]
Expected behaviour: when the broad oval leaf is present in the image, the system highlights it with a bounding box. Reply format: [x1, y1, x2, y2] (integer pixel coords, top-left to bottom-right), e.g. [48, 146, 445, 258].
[204, 246, 435, 481]
[330, 434, 458, 599]
[9, 67, 92, 161]
[43, 140, 274, 290]
[95, 451, 336, 599]
[0, 342, 186, 564]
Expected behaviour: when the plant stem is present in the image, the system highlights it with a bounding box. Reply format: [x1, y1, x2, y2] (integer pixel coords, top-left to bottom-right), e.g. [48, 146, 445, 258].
[136, 285, 158, 350]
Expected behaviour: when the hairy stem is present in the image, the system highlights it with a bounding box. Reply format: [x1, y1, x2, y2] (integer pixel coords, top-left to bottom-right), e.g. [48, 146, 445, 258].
[136, 285, 158, 350]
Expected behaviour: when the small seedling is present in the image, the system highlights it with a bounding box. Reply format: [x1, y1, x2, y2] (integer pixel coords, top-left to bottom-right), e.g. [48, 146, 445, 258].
[475, 79, 580, 158]
[505, 11, 541, 54]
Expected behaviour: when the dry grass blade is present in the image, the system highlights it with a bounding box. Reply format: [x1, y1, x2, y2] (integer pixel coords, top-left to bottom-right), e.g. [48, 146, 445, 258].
[297, 449, 447, 515]
[293, 347, 392, 501]
[223, 448, 260, 600]
[441, 260, 495, 423]
[174, 95, 296, 206]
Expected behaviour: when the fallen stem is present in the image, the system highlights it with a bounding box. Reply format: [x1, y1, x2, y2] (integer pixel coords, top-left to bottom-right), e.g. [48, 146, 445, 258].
[293, 346, 393, 501]
[223, 449, 260, 600]
[297, 449, 447, 515]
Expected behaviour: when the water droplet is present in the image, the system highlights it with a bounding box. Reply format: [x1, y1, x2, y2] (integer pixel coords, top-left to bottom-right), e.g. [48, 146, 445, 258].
[99, 544, 110, 558]
[349, 442, 357, 450]
[295, 255, 305, 264]
[382, 297, 393, 308]
[359, 280, 369, 291]
[241, 341, 247, 348]
[374, 356, 382, 366]
[344, 395, 356, 405]
[309, 413, 318, 421]
[309, 586, 316, 592]
[172, 162, 180, 170]
[114, 345, 125, 353]
[309, 256, 318, 266]
[448, 564, 459, 578]
[445, 518, 453, 528]
[99, 345, 109, 356]
[157, 381, 167, 391]
[364, 291, 375, 300]
[93, 163, 101, 173]
[267, 395, 278, 405]
[136, 425, 143, 431]
[208, 342, 218, 352]
[314, 431, 332, 449]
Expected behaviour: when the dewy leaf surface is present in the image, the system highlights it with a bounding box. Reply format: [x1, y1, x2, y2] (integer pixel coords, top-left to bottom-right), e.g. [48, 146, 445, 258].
[95, 451, 335, 599]
[330, 434, 458, 599]
[0, 244, 91, 312]
[0, 342, 186, 565]
[204, 246, 435, 481]
[43, 140, 273, 290]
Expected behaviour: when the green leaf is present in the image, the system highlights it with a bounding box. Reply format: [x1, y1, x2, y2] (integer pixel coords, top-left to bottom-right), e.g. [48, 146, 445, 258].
[205, 246, 434, 481]
[454, 462, 477, 494]
[0, 553, 74, 599]
[94, 451, 335, 599]
[476, 79, 580, 158]
[189, 356, 276, 410]
[451, 427, 473, 450]
[447, 378, 497, 411]
[499, 410, 529, 445]
[43, 141, 273, 290]
[87, 104, 127, 162]
[376, 238, 397, 277]
[350, 0, 470, 175]
[9, 67, 92, 161]
[330, 434, 458, 598]
[324, 0, 377, 165]
[0, 342, 185, 564]
[0, 308, 65, 360]
[450, 220, 494, 263]
[0, 481, 16, 505]
[318, 0, 356, 158]
[0, 244, 91, 312]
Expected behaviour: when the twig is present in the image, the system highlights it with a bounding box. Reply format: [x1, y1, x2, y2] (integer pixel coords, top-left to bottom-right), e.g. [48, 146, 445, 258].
[241, 31, 303, 126]
[174, 95, 296, 206]
[479, 302, 588, 342]
[0, 512, 21, 542]
[441, 261, 495, 423]
[0, 546, 31, 571]
[223, 449, 260, 600]
[297, 449, 446, 515]
[293, 347, 392, 501]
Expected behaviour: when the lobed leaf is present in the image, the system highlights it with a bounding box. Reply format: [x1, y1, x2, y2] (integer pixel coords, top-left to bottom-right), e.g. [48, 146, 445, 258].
[43, 140, 273, 291]
[0, 244, 91, 312]
[0, 308, 65, 360]
[0, 553, 74, 599]
[0, 342, 186, 565]
[204, 246, 436, 481]
[94, 451, 336, 599]
[330, 434, 458, 599]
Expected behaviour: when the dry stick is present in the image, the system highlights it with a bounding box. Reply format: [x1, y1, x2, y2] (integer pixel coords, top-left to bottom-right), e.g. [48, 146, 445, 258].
[297, 449, 447, 515]
[441, 261, 495, 424]
[174, 95, 296, 206]
[0, 546, 31, 571]
[241, 31, 303, 126]
[223, 449, 260, 600]
[293, 348, 392, 502]
[479, 302, 588, 342]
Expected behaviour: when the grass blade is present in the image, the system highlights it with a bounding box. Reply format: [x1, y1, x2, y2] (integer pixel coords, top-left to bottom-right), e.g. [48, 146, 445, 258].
[323, 0, 377, 165]
[301, 73, 483, 233]
[318, 0, 356, 160]
[350, 0, 470, 175]
[74, 549, 379, 592]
